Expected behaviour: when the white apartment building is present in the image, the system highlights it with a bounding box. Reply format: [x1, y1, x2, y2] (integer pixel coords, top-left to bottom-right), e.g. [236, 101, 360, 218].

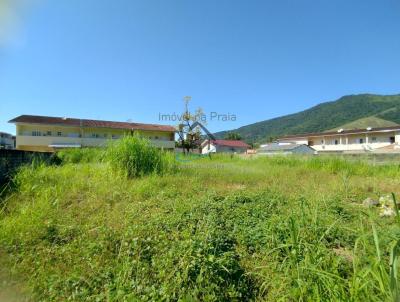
[277, 126, 400, 153]
[0, 132, 15, 149]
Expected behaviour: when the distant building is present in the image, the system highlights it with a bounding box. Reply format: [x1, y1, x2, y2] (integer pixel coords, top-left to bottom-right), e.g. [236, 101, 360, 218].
[277, 126, 400, 153]
[9, 115, 176, 152]
[258, 143, 315, 155]
[201, 139, 250, 154]
[0, 132, 15, 149]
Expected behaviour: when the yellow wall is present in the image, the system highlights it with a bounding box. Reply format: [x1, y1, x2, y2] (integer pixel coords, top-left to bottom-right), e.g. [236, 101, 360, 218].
[15, 124, 175, 151]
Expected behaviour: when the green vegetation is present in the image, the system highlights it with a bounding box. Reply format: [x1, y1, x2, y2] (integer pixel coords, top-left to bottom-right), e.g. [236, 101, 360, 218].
[1, 152, 400, 301]
[328, 116, 399, 131]
[224, 132, 242, 140]
[57, 136, 177, 177]
[215, 94, 400, 143]
[105, 135, 177, 177]
[57, 147, 104, 164]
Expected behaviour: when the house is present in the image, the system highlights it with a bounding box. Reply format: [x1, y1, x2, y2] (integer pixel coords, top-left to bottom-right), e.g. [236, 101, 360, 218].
[9, 115, 176, 152]
[277, 126, 400, 153]
[258, 143, 315, 155]
[201, 139, 250, 154]
[0, 132, 15, 149]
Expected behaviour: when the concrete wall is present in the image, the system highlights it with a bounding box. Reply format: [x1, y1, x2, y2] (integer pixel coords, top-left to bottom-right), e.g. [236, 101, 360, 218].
[0, 149, 55, 185]
[318, 152, 400, 165]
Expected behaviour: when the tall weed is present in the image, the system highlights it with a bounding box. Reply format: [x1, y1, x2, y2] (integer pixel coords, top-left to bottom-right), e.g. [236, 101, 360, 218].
[57, 147, 104, 164]
[105, 135, 176, 177]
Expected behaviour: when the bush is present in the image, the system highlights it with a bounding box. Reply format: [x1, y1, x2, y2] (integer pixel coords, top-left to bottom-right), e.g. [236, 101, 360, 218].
[105, 135, 176, 177]
[57, 148, 103, 164]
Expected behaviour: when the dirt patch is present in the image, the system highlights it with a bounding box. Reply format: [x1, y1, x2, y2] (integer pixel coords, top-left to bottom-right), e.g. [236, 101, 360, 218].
[333, 247, 354, 263]
[0, 253, 31, 302]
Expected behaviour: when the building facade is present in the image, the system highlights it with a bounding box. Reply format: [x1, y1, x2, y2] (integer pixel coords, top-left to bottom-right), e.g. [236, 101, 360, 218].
[9, 115, 176, 152]
[277, 126, 400, 153]
[201, 139, 250, 154]
[0, 132, 15, 149]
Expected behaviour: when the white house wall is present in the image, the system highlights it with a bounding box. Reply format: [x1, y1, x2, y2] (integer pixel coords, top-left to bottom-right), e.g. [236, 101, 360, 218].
[202, 144, 217, 154]
[305, 131, 399, 152]
[279, 138, 308, 145]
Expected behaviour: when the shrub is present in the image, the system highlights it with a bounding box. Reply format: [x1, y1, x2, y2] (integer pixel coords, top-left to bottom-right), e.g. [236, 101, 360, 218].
[57, 148, 103, 164]
[105, 135, 176, 177]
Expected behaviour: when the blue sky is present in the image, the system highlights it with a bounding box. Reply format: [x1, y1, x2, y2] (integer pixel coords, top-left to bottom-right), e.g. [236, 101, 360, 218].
[1, 0, 400, 135]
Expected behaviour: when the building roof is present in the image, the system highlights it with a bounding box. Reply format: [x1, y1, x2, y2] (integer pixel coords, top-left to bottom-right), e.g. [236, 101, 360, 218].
[9, 115, 176, 132]
[259, 143, 312, 152]
[203, 139, 250, 148]
[279, 125, 400, 140]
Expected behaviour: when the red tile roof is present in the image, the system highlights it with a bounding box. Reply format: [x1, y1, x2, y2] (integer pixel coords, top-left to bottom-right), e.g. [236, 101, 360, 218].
[204, 139, 250, 148]
[9, 115, 176, 132]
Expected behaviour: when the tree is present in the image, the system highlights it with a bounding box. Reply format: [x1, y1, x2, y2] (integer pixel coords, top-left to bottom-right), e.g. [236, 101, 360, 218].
[250, 142, 260, 149]
[225, 132, 242, 140]
[176, 97, 207, 154]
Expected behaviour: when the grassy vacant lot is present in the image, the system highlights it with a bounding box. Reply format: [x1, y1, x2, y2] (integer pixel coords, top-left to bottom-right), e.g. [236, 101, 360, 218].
[1, 144, 400, 301]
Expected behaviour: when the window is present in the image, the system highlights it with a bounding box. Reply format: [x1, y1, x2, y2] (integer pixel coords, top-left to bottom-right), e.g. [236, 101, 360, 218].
[92, 133, 99, 138]
[32, 131, 41, 136]
[103, 134, 107, 138]
[155, 136, 159, 139]
[359, 138, 364, 144]
[321, 140, 324, 144]
[372, 137, 377, 142]
[47, 131, 52, 136]
[390, 136, 395, 144]
[57, 132, 62, 136]
[308, 141, 314, 146]
[334, 139, 339, 145]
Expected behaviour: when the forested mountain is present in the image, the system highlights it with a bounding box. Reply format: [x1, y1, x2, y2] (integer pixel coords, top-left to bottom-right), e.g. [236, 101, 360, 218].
[215, 94, 400, 144]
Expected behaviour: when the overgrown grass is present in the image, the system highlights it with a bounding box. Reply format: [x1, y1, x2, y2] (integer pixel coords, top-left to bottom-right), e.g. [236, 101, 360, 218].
[56, 136, 177, 177]
[57, 147, 104, 164]
[105, 135, 177, 177]
[1, 154, 400, 301]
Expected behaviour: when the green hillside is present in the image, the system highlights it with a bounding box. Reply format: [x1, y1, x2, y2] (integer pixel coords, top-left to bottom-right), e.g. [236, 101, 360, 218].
[328, 116, 398, 132]
[215, 94, 400, 144]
